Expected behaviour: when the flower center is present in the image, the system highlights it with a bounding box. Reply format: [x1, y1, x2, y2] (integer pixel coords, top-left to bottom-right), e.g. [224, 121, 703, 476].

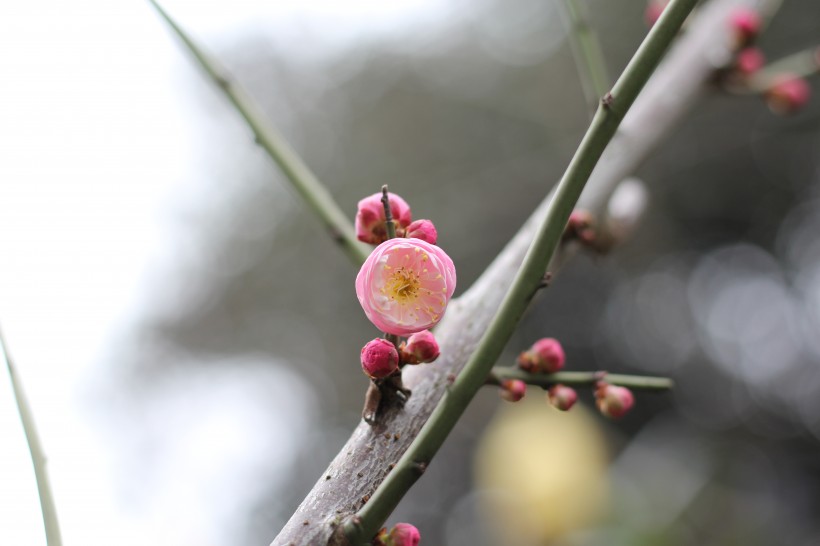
[386, 267, 420, 302]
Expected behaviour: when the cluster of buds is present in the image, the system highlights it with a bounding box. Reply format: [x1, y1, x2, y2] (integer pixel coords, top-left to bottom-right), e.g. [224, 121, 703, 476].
[361, 330, 440, 379]
[356, 192, 438, 245]
[356, 189, 455, 386]
[373, 523, 421, 546]
[719, 8, 812, 115]
[503, 337, 637, 418]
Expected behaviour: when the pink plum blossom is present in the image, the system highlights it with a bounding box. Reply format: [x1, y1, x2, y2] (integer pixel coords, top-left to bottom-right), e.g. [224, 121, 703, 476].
[355, 192, 413, 245]
[361, 338, 399, 379]
[356, 238, 456, 336]
[405, 219, 438, 245]
[400, 330, 440, 364]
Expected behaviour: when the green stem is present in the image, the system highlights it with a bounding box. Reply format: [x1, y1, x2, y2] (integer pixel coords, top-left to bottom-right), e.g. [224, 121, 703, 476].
[146, 0, 368, 266]
[488, 367, 673, 391]
[561, 0, 611, 111]
[0, 325, 62, 546]
[343, 0, 696, 541]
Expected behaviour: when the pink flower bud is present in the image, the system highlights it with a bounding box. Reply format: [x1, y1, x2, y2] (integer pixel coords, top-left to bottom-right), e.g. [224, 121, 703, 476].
[356, 192, 413, 245]
[405, 219, 438, 245]
[356, 238, 457, 336]
[548, 384, 578, 411]
[644, 0, 668, 27]
[500, 379, 527, 402]
[595, 383, 635, 419]
[563, 209, 596, 245]
[387, 523, 420, 546]
[735, 47, 765, 76]
[400, 330, 440, 364]
[361, 338, 399, 379]
[765, 75, 811, 115]
[517, 338, 565, 374]
[729, 8, 761, 48]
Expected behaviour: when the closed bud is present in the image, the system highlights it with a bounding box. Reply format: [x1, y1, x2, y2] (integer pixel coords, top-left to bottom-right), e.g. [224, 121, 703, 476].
[400, 330, 440, 364]
[405, 219, 438, 244]
[563, 210, 596, 246]
[735, 47, 765, 76]
[517, 338, 565, 374]
[355, 192, 413, 245]
[548, 384, 578, 411]
[500, 379, 527, 402]
[765, 75, 811, 115]
[729, 8, 761, 49]
[387, 523, 421, 546]
[595, 383, 634, 419]
[361, 338, 399, 379]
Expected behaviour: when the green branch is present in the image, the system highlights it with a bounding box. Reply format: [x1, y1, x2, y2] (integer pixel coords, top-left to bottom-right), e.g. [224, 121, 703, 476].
[146, 0, 369, 266]
[488, 366, 673, 391]
[342, 0, 696, 542]
[1, 325, 62, 546]
[561, 0, 611, 112]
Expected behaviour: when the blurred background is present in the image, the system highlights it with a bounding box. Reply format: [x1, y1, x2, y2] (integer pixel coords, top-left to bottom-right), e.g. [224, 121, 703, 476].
[1, 0, 819, 544]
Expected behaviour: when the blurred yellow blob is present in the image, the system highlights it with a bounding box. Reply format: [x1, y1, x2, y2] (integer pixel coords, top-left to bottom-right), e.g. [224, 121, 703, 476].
[474, 397, 610, 545]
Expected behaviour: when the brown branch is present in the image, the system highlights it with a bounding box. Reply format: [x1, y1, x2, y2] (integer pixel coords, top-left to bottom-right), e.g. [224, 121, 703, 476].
[272, 1, 775, 544]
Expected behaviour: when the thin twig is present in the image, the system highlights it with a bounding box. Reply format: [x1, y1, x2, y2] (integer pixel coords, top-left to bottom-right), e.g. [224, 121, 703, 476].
[748, 45, 820, 91]
[0, 324, 62, 546]
[342, 0, 697, 542]
[487, 367, 673, 391]
[146, 0, 369, 266]
[561, 0, 611, 113]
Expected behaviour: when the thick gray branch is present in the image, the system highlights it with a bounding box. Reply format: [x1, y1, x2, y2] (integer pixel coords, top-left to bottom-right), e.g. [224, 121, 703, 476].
[272, 1, 767, 544]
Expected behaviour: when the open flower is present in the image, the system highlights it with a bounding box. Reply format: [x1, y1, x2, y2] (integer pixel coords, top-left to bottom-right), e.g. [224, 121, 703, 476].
[356, 238, 456, 336]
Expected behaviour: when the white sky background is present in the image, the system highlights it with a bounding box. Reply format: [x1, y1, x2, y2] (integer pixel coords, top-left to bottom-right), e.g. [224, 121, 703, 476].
[0, 1, 451, 544]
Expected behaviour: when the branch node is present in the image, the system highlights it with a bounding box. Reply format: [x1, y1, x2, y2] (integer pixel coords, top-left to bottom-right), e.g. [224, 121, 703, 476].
[602, 92, 614, 107]
[413, 461, 428, 476]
